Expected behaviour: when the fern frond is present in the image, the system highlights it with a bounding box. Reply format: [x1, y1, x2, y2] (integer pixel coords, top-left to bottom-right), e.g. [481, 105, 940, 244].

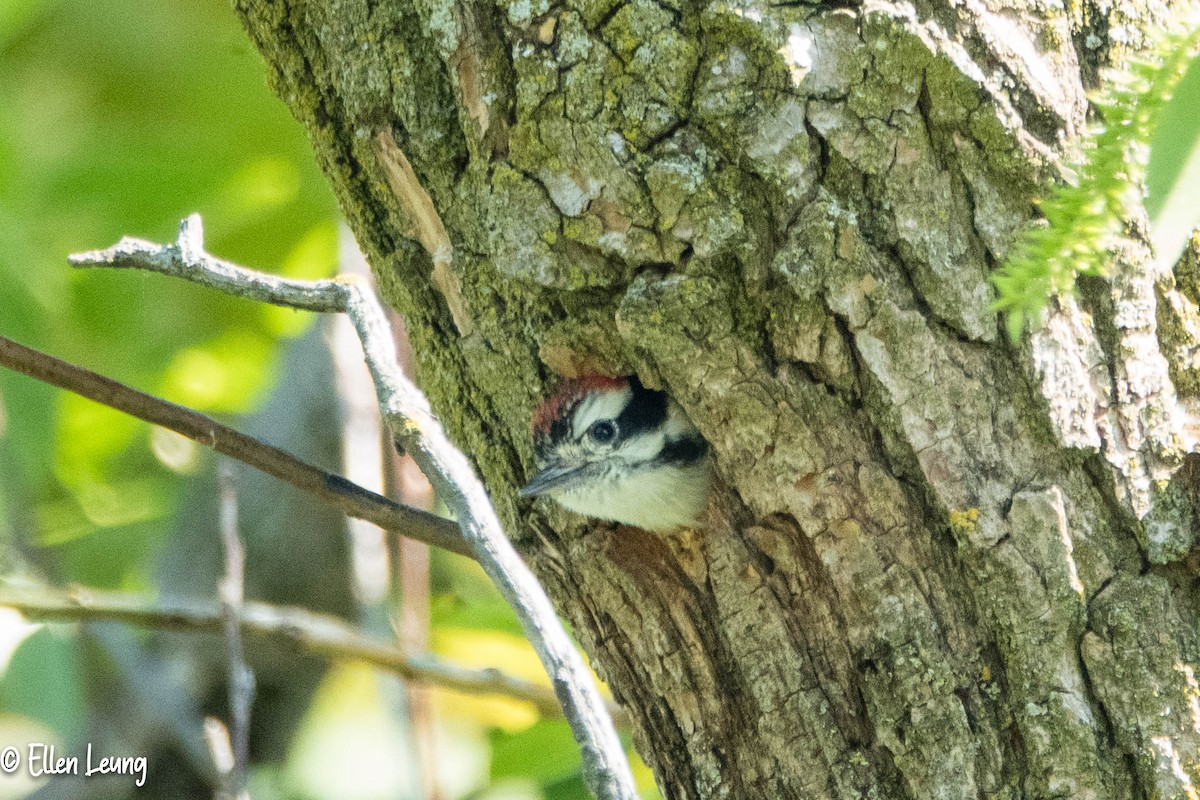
[991, 16, 1200, 338]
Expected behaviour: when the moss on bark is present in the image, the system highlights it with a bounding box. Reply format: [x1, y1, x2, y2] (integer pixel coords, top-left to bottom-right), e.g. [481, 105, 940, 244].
[234, 0, 1200, 796]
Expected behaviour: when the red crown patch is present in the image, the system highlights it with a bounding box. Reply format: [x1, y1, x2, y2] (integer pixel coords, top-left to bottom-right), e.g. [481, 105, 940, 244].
[531, 375, 627, 438]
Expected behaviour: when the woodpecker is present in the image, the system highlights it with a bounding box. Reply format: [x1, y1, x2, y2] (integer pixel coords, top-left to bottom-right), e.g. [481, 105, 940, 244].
[520, 375, 711, 531]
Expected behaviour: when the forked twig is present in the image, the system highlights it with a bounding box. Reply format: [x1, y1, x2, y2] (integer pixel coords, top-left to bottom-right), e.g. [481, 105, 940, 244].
[0, 584, 627, 722]
[217, 464, 253, 799]
[69, 216, 637, 800]
[0, 335, 470, 557]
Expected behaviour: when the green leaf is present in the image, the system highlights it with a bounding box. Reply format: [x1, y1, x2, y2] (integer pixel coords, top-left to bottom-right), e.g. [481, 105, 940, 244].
[490, 720, 583, 784]
[992, 16, 1200, 337]
[1147, 48, 1200, 271]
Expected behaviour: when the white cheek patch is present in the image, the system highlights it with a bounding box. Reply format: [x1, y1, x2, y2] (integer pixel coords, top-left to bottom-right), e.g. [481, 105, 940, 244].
[614, 431, 665, 463]
[663, 402, 694, 438]
[571, 387, 632, 440]
[556, 458, 711, 531]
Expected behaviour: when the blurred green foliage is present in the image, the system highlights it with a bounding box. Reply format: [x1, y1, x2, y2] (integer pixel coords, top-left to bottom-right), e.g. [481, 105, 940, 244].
[0, 2, 656, 798]
[1, 0, 1190, 793]
[0, 0, 339, 588]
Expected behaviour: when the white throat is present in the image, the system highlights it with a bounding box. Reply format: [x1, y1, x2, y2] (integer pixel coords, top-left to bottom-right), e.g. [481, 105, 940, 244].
[555, 457, 711, 531]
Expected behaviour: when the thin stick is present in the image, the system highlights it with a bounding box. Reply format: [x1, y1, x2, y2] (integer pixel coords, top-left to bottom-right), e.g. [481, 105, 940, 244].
[0, 585, 628, 724]
[343, 285, 638, 799]
[0, 335, 470, 558]
[388, 305, 442, 800]
[217, 464, 253, 800]
[71, 215, 638, 800]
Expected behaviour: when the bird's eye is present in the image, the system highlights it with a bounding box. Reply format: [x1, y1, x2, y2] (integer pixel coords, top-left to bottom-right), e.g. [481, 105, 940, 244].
[588, 420, 617, 444]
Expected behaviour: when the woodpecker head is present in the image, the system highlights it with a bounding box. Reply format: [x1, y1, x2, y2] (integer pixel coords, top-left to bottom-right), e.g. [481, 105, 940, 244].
[520, 375, 711, 531]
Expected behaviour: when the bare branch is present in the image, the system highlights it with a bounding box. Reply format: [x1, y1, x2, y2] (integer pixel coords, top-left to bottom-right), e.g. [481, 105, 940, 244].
[343, 282, 639, 797]
[70, 216, 638, 800]
[0, 585, 628, 724]
[217, 464, 253, 800]
[68, 215, 344, 312]
[0, 334, 471, 558]
[203, 720, 243, 800]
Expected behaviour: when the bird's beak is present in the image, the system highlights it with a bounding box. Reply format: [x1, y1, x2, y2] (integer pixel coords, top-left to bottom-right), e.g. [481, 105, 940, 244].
[519, 461, 587, 497]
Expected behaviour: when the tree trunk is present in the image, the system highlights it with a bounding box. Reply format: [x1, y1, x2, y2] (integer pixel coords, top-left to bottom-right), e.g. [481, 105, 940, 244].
[232, 0, 1200, 796]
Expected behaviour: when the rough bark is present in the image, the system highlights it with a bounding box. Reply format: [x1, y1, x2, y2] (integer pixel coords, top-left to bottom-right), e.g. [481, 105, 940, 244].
[232, 0, 1200, 797]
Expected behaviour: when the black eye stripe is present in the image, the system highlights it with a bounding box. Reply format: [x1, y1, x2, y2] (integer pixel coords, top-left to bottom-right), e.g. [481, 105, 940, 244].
[659, 434, 707, 465]
[539, 376, 669, 454]
[535, 400, 578, 459]
[614, 376, 667, 439]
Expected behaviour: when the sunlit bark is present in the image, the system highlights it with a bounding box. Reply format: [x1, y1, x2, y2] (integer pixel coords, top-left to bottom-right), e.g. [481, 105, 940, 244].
[235, 0, 1200, 795]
